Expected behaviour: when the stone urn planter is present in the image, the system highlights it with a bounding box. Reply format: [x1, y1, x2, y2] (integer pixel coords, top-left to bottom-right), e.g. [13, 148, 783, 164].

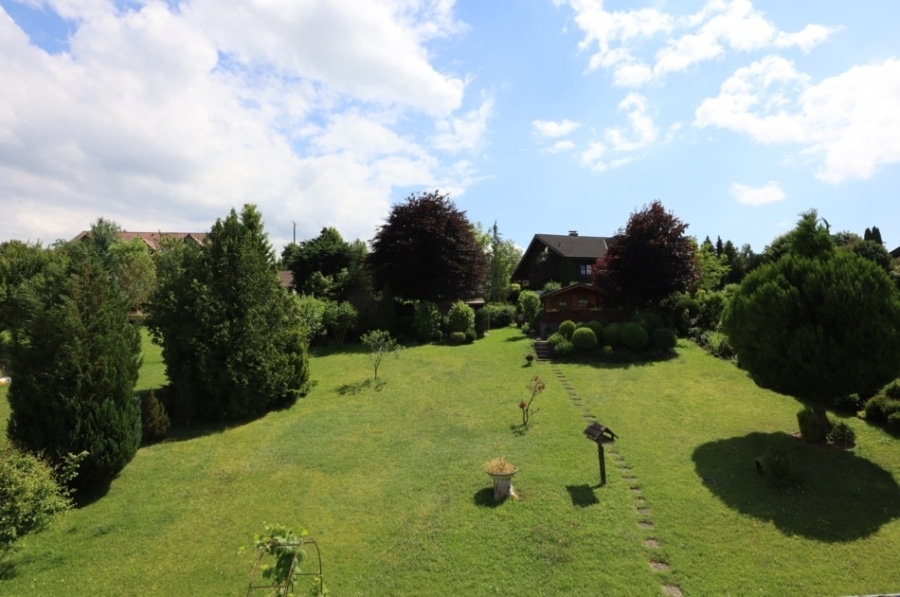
[485, 458, 519, 502]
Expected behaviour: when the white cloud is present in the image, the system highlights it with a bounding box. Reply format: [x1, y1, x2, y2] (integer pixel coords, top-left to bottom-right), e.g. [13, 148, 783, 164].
[545, 140, 576, 154]
[0, 1, 489, 249]
[532, 118, 581, 138]
[730, 181, 785, 206]
[559, 0, 836, 87]
[695, 56, 900, 183]
[581, 92, 657, 170]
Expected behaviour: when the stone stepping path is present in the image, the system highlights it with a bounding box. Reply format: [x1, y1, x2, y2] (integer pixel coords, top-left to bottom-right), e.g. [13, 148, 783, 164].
[550, 364, 683, 597]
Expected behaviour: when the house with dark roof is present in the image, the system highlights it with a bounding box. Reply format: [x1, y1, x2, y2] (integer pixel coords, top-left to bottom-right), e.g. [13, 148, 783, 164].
[511, 231, 611, 290]
[890, 246, 900, 259]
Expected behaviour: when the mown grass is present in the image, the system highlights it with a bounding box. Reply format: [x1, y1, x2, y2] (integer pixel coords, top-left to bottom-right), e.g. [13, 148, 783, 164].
[1, 328, 898, 595]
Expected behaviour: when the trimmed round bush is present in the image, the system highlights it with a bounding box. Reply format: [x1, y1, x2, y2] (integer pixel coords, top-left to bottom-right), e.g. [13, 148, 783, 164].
[599, 323, 621, 348]
[553, 339, 575, 357]
[558, 320, 576, 339]
[587, 321, 603, 337]
[619, 322, 649, 349]
[651, 328, 677, 351]
[827, 421, 856, 446]
[448, 331, 466, 345]
[446, 300, 475, 334]
[634, 311, 665, 333]
[572, 327, 598, 351]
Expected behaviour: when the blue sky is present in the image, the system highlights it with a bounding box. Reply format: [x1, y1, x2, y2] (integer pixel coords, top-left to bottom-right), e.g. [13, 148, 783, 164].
[1, 0, 898, 255]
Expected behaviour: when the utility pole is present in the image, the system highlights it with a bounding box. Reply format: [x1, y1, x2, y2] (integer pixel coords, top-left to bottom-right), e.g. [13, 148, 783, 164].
[292, 221, 296, 244]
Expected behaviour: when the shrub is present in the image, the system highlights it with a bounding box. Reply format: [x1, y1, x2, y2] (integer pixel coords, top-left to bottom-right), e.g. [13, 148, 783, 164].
[599, 323, 621, 348]
[797, 407, 829, 443]
[465, 329, 477, 344]
[827, 421, 856, 446]
[448, 331, 466, 345]
[546, 332, 565, 350]
[412, 300, 442, 343]
[634, 311, 665, 333]
[571, 327, 598, 351]
[587, 321, 604, 338]
[602, 345, 614, 357]
[553, 339, 575, 357]
[889, 411, 900, 433]
[484, 303, 516, 328]
[699, 331, 736, 360]
[0, 446, 74, 555]
[446, 301, 475, 334]
[757, 448, 802, 490]
[323, 300, 358, 343]
[475, 308, 490, 339]
[619, 322, 649, 350]
[863, 393, 900, 424]
[558, 320, 576, 339]
[140, 390, 170, 445]
[673, 295, 700, 335]
[885, 382, 900, 400]
[651, 328, 677, 352]
[507, 283, 521, 305]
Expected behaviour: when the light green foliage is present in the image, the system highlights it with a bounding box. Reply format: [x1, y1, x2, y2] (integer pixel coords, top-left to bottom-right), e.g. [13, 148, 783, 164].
[323, 300, 357, 344]
[694, 237, 730, 291]
[722, 211, 900, 414]
[412, 300, 442, 343]
[109, 237, 156, 313]
[294, 294, 327, 344]
[571, 327, 598, 351]
[360, 329, 401, 380]
[247, 523, 323, 596]
[0, 446, 74, 555]
[445, 300, 475, 334]
[516, 290, 541, 328]
[557, 320, 576, 339]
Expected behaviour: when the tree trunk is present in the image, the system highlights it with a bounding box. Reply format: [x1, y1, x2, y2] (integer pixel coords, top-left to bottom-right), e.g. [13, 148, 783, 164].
[813, 403, 830, 435]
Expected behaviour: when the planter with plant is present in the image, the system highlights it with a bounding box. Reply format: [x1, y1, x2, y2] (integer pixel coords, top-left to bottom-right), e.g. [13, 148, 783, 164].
[484, 457, 519, 502]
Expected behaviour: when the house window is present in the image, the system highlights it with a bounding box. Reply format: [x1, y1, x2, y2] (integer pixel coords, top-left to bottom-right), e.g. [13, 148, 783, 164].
[579, 264, 592, 277]
[558, 298, 568, 308]
[577, 296, 589, 307]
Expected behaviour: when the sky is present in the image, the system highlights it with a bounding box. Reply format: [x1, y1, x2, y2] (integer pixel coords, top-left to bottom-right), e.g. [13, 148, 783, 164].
[1, 0, 899, 257]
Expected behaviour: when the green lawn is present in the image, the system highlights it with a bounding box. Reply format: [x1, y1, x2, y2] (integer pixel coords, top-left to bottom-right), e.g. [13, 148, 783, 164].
[1, 328, 898, 596]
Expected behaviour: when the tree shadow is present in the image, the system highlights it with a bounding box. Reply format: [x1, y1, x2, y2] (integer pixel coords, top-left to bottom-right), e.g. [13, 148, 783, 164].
[692, 432, 900, 542]
[509, 423, 529, 437]
[336, 378, 385, 395]
[565, 484, 600, 507]
[473, 487, 503, 508]
[0, 559, 17, 581]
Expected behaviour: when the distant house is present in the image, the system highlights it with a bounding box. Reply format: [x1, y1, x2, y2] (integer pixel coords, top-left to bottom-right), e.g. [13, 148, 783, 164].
[891, 246, 900, 259]
[71, 230, 208, 252]
[511, 231, 611, 290]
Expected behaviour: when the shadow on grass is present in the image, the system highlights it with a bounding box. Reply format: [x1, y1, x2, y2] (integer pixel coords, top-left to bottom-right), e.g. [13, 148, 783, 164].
[0, 559, 17, 581]
[565, 484, 600, 507]
[692, 432, 900, 542]
[473, 487, 503, 508]
[336, 378, 386, 395]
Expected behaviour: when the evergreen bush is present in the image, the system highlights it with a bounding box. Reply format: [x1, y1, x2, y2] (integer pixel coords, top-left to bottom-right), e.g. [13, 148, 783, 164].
[553, 339, 575, 357]
[412, 300, 442, 343]
[599, 323, 621, 348]
[140, 390, 170, 445]
[634, 311, 665, 333]
[797, 407, 829, 443]
[587, 321, 603, 338]
[558, 320, 576, 339]
[651, 327, 677, 351]
[448, 331, 466, 345]
[827, 421, 856, 446]
[571, 327, 598, 351]
[619, 322, 649, 350]
[446, 300, 475, 334]
[483, 303, 516, 328]
[475, 308, 490, 339]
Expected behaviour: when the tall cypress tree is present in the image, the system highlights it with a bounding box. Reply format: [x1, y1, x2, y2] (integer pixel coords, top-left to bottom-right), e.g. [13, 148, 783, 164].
[6, 241, 141, 492]
[148, 204, 310, 424]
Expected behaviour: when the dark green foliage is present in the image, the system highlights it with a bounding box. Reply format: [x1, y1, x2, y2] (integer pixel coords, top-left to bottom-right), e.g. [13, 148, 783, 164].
[599, 323, 621, 348]
[140, 390, 170, 445]
[571, 327, 598, 351]
[592, 200, 696, 310]
[6, 242, 142, 491]
[797, 407, 829, 443]
[475, 308, 490, 339]
[446, 301, 475, 334]
[552, 339, 575, 356]
[757, 447, 802, 490]
[369, 191, 488, 302]
[827, 421, 856, 446]
[282, 228, 369, 301]
[850, 240, 892, 273]
[619, 322, 649, 349]
[483, 303, 515, 328]
[507, 283, 521, 305]
[464, 329, 477, 344]
[0, 445, 72, 554]
[863, 388, 900, 432]
[863, 226, 883, 245]
[651, 328, 677, 352]
[147, 205, 310, 425]
[558, 320, 576, 339]
[587, 321, 604, 338]
[695, 290, 728, 331]
[448, 331, 466, 345]
[633, 311, 664, 333]
[546, 332, 565, 349]
[412, 301, 442, 343]
[722, 211, 900, 414]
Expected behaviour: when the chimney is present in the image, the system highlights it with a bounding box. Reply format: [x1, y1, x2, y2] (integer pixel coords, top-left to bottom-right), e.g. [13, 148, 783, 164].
[568, 230, 578, 236]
